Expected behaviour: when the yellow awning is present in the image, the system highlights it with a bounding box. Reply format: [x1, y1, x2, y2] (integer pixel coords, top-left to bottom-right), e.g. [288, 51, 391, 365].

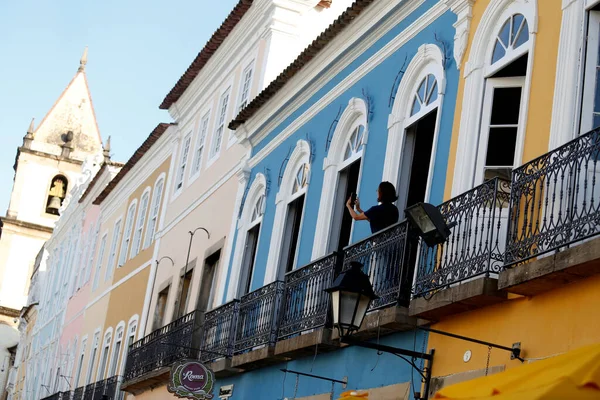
[434, 343, 600, 399]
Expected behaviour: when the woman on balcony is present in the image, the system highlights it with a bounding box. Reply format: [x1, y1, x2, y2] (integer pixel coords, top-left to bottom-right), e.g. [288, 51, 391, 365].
[346, 181, 399, 234]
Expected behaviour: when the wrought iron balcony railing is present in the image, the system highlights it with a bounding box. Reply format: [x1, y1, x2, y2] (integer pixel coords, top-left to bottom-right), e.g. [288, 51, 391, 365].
[413, 178, 511, 297]
[343, 221, 412, 309]
[200, 300, 240, 363]
[82, 383, 96, 399]
[234, 280, 285, 354]
[41, 391, 71, 400]
[72, 386, 84, 400]
[104, 375, 120, 400]
[277, 252, 338, 340]
[506, 128, 600, 265]
[92, 378, 106, 400]
[123, 310, 201, 382]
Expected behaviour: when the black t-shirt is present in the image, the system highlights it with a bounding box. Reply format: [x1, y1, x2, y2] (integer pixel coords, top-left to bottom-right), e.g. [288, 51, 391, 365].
[364, 203, 399, 234]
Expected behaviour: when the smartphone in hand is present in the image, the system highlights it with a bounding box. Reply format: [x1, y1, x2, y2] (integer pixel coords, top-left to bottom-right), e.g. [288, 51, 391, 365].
[350, 192, 357, 205]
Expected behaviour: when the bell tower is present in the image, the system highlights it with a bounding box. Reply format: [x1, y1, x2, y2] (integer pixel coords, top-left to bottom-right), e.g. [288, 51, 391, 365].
[0, 48, 104, 313]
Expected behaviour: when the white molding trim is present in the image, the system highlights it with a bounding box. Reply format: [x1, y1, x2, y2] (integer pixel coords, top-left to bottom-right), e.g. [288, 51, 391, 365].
[264, 140, 311, 284]
[226, 173, 266, 301]
[451, 0, 538, 196]
[214, 159, 251, 306]
[312, 98, 368, 259]
[383, 44, 446, 189]
[444, 0, 475, 69]
[549, 0, 586, 149]
[244, 0, 447, 169]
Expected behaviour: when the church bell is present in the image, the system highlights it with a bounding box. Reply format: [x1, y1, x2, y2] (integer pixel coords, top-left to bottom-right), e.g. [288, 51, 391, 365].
[47, 196, 62, 213]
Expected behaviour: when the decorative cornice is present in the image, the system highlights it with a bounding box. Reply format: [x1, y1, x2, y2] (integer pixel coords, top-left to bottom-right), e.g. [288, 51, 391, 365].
[0, 216, 54, 234]
[444, 0, 474, 70]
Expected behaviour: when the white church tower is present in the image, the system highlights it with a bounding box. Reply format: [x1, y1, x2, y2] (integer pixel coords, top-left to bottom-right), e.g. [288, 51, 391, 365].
[0, 48, 104, 316]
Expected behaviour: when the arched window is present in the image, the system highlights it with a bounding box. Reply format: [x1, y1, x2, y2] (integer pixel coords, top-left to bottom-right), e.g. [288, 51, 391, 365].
[107, 324, 124, 378]
[96, 329, 112, 381]
[228, 174, 266, 299]
[46, 175, 68, 215]
[313, 98, 368, 258]
[131, 188, 150, 258]
[384, 44, 445, 211]
[491, 14, 530, 65]
[265, 140, 311, 283]
[118, 201, 137, 267]
[144, 176, 165, 249]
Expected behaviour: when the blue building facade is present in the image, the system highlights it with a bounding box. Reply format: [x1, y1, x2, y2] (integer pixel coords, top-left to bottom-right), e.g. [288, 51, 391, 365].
[206, 0, 462, 398]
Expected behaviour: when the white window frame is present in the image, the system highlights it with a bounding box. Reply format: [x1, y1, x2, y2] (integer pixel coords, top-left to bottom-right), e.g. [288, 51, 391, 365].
[73, 337, 87, 388]
[96, 329, 112, 381]
[85, 331, 100, 385]
[93, 233, 108, 291]
[120, 316, 139, 375]
[264, 140, 311, 283]
[312, 98, 369, 259]
[226, 174, 266, 301]
[237, 62, 254, 114]
[106, 218, 122, 281]
[118, 201, 137, 267]
[581, 10, 600, 133]
[175, 133, 192, 192]
[208, 87, 231, 162]
[450, 0, 536, 196]
[474, 77, 526, 184]
[107, 322, 124, 378]
[85, 224, 100, 284]
[383, 44, 445, 199]
[190, 111, 211, 181]
[144, 176, 165, 249]
[131, 188, 150, 259]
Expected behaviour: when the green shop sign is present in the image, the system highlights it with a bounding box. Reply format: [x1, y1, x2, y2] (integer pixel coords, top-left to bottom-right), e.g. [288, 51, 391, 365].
[168, 360, 215, 400]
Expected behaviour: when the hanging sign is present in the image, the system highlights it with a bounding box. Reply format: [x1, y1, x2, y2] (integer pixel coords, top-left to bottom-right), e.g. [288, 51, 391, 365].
[168, 359, 215, 400]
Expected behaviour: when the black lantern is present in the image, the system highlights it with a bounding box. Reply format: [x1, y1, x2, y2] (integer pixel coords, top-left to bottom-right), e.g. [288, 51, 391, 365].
[325, 262, 378, 338]
[405, 202, 453, 247]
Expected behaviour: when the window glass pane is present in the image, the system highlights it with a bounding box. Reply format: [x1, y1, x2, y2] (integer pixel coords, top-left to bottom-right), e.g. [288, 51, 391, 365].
[498, 19, 511, 48]
[416, 79, 426, 103]
[512, 14, 525, 44]
[411, 96, 421, 116]
[428, 80, 438, 104]
[492, 40, 506, 64]
[490, 87, 522, 125]
[594, 114, 600, 130]
[485, 127, 518, 166]
[514, 19, 530, 48]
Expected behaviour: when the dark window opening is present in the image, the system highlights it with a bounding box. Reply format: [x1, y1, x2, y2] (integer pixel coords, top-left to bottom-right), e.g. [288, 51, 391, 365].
[175, 268, 194, 319]
[239, 224, 260, 296]
[400, 109, 437, 211]
[491, 53, 528, 78]
[278, 194, 305, 278]
[329, 160, 361, 253]
[153, 285, 170, 331]
[197, 250, 220, 313]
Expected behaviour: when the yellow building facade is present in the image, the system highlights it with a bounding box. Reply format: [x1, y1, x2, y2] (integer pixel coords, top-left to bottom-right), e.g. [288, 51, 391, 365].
[419, 0, 600, 391]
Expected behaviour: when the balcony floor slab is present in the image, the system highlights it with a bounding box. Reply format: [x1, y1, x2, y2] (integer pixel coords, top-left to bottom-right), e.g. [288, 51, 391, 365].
[206, 358, 244, 378]
[499, 236, 600, 296]
[409, 277, 508, 321]
[232, 345, 291, 370]
[120, 367, 169, 395]
[275, 328, 338, 359]
[332, 306, 424, 341]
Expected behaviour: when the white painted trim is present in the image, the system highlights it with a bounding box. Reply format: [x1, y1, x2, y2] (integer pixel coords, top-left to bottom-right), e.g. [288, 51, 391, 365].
[444, 0, 475, 70]
[242, 1, 447, 169]
[188, 109, 213, 185]
[264, 140, 311, 284]
[118, 200, 138, 267]
[383, 44, 446, 192]
[214, 161, 250, 306]
[207, 85, 234, 165]
[143, 174, 167, 250]
[173, 131, 193, 198]
[451, 0, 537, 196]
[106, 321, 125, 378]
[312, 98, 368, 259]
[105, 216, 123, 282]
[226, 173, 266, 301]
[95, 327, 113, 381]
[580, 10, 600, 133]
[131, 186, 151, 259]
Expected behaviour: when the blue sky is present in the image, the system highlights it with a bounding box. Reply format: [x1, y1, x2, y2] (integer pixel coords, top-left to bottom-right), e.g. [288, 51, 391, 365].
[0, 0, 238, 214]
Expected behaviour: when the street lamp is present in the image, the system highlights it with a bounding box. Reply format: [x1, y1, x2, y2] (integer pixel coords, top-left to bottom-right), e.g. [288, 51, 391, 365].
[177, 227, 210, 317]
[325, 262, 378, 338]
[404, 202, 453, 247]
